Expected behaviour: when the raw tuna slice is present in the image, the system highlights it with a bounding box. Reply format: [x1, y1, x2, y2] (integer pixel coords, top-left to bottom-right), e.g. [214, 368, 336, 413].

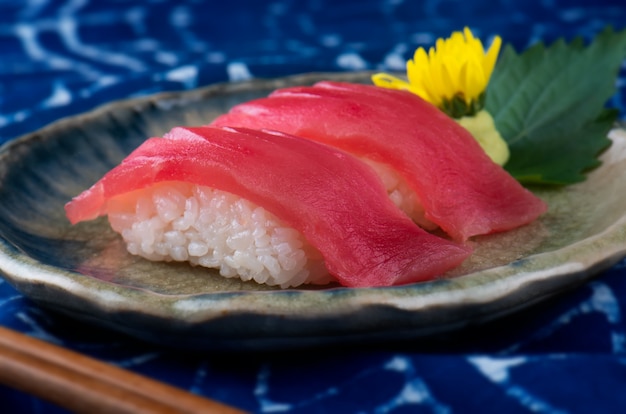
[211, 81, 547, 241]
[66, 126, 471, 287]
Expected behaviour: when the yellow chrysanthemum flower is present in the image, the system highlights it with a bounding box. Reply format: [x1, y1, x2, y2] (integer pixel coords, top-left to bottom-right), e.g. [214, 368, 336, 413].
[372, 27, 501, 117]
[372, 27, 509, 165]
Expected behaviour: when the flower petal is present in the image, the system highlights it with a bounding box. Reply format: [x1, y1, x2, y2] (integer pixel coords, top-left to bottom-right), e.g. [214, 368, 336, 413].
[371, 73, 412, 91]
[371, 27, 502, 117]
[484, 35, 502, 79]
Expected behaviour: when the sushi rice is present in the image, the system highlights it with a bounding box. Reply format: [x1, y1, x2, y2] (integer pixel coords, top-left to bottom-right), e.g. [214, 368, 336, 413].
[361, 159, 438, 231]
[106, 182, 331, 288]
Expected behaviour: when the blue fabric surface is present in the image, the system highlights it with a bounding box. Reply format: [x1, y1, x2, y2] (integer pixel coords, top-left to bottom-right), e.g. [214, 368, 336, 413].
[1, 1, 626, 412]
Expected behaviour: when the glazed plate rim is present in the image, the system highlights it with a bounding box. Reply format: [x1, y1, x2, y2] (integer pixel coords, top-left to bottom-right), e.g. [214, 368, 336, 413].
[1, 72, 625, 349]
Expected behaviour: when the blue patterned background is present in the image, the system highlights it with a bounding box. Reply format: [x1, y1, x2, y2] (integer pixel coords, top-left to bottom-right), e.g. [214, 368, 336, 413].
[1, 0, 626, 412]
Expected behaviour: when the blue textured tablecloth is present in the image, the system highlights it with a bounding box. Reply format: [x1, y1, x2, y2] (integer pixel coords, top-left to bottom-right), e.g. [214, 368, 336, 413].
[1, 1, 626, 413]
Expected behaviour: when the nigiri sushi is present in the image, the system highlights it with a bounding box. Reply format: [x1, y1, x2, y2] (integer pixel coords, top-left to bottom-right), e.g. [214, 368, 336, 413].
[66, 126, 471, 288]
[211, 81, 547, 241]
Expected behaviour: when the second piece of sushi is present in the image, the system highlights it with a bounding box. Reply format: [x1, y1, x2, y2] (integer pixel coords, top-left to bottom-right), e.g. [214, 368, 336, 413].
[211, 81, 548, 241]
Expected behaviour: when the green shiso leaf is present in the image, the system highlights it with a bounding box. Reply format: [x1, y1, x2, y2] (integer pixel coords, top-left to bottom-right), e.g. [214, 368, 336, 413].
[486, 26, 626, 185]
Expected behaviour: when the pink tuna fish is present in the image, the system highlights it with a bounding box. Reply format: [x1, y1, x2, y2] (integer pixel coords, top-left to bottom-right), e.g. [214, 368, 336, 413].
[211, 81, 547, 241]
[66, 126, 471, 287]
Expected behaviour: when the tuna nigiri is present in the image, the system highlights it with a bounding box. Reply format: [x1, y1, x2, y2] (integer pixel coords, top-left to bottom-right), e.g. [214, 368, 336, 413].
[66, 126, 471, 288]
[211, 81, 547, 241]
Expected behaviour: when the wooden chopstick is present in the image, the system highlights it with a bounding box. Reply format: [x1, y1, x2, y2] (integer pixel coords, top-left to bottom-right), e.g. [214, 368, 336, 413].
[0, 326, 246, 413]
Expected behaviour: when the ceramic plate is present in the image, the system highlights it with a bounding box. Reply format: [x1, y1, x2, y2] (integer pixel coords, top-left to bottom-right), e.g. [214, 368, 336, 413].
[1, 72, 625, 350]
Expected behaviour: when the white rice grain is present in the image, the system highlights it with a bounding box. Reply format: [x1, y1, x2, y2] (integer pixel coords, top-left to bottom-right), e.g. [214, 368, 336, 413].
[361, 158, 439, 231]
[107, 182, 331, 288]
